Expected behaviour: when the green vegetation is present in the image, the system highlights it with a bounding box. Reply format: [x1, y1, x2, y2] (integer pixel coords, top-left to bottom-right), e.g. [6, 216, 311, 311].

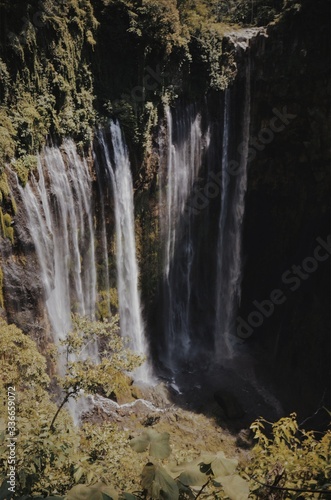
[0, 211, 14, 244]
[0, 0, 286, 165]
[0, 171, 17, 246]
[0, 173, 10, 203]
[0, 316, 329, 499]
[11, 155, 38, 187]
[0, 0, 98, 163]
[0, 2, 328, 499]
[50, 314, 142, 430]
[128, 430, 250, 499]
[96, 289, 119, 320]
[0, 316, 142, 497]
[245, 413, 331, 498]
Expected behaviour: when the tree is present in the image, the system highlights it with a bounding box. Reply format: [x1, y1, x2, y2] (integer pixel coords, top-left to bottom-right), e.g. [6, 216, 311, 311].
[51, 314, 143, 431]
[0, 316, 143, 497]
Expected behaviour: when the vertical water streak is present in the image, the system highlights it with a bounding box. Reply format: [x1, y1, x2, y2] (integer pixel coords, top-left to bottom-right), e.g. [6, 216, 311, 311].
[64, 142, 97, 319]
[97, 123, 151, 382]
[160, 105, 205, 369]
[17, 141, 97, 356]
[215, 59, 251, 358]
[94, 153, 111, 316]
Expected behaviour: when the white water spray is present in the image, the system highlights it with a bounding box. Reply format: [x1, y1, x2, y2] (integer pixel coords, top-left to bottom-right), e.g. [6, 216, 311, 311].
[215, 60, 251, 358]
[17, 141, 97, 349]
[15, 141, 98, 421]
[160, 105, 207, 369]
[97, 122, 152, 383]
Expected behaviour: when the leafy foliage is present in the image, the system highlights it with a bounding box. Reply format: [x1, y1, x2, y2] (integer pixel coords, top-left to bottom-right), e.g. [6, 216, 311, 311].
[0, 0, 286, 183]
[0, 317, 143, 497]
[11, 154, 37, 186]
[0, 336, 329, 500]
[0, 319, 80, 496]
[246, 413, 331, 498]
[0, 108, 16, 167]
[50, 314, 142, 429]
[128, 429, 249, 499]
[130, 429, 171, 459]
[66, 482, 119, 500]
[0, 0, 98, 157]
[141, 463, 179, 500]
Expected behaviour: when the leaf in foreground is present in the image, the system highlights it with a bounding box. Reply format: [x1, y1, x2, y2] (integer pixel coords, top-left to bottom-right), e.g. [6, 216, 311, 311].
[213, 474, 249, 500]
[141, 463, 179, 500]
[130, 429, 171, 459]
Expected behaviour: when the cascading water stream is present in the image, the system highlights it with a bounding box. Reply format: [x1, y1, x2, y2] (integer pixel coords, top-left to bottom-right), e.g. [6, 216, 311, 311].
[94, 152, 111, 316]
[215, 60, 251, 359]
[14, 141, 98, 421]
[97, 122, 152, 383]
[160, 105, 207, 370]
[17, 141, 97, 353]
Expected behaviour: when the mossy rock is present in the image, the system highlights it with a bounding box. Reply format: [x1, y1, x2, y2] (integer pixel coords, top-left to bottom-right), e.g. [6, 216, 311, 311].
[0, 172, 10, 199]
[11, 154, 37, 186]
[109, 371, 134, 405]
[0, 109, 16, 164]
[0, 208, 14, 244]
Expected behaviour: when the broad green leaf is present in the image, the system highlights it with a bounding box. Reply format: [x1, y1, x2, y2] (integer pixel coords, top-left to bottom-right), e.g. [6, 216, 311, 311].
[209, 452, 238, 477]
[66, 485, 100, 500]
[142, 463, 179, 500]
[0, 479, 12, 500]
[178, 464, 209, 487]
[171, 454, 215, 486]
[214, 474, 249, 500]
[87, 470, 95, 484]
[99, 485, 119, 500]
[66, 483, 118, 500]
[130, 429, 171, 459]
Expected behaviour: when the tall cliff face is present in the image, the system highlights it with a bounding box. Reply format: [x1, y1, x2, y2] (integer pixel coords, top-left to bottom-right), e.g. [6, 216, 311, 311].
[238, 0, 330, 415]
[136, 1, 330, 415]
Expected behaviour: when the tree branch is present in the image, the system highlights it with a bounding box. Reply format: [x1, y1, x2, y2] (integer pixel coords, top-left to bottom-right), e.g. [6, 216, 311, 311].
[195, 478, 211, 499]
[250, 475, 331, 495]
[50, 389, 77, 432]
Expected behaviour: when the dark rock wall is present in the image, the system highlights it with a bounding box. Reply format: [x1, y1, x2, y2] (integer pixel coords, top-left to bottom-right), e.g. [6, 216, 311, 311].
[239, 0, 330, 416]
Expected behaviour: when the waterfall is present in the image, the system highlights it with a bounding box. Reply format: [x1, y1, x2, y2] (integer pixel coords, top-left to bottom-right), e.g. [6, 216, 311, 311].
[97, 122, 151, 383]
[215, 60, 251, 359]
[17, 140, 97, 352]
[94, 152, 111, 316]
[159, 105, 207, 370]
